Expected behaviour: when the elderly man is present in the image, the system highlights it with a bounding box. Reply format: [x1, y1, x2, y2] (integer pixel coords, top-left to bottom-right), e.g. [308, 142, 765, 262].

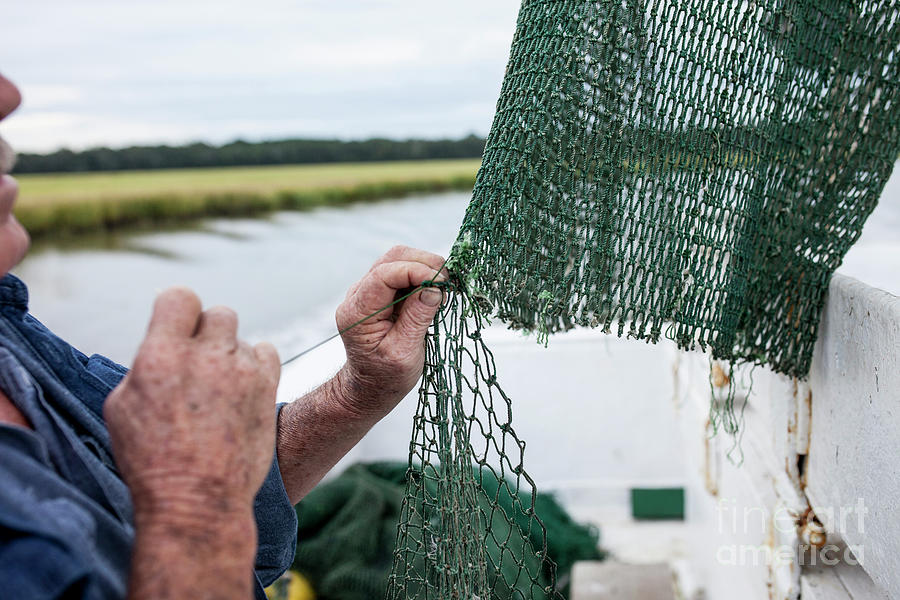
[0, 73, 447, 599]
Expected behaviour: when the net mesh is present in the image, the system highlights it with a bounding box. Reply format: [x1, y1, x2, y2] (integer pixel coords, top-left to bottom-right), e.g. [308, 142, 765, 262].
[292, 462, 601, 600]
[388, 287, 563, 599]
[390, 0, 900, 597]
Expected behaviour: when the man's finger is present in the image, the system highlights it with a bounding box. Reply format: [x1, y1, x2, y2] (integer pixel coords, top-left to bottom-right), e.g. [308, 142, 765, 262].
[387, 287, 444, 352]
[367, 245, 446, 276]
[343, 261, 446, 328]
[344, 247, 446, 302]
[253, 342, 281, 391]
[146, 287, 202, 338]
[195, 306, 239, 344]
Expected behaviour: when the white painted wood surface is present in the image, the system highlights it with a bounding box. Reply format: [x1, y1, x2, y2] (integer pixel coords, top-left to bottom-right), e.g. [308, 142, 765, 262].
[801, 562, 890, 600]
[673, 351, 806, 600]
[673, 274, 898, 599]
[806, 275, 900, 598]
[570, 561, 675, 599]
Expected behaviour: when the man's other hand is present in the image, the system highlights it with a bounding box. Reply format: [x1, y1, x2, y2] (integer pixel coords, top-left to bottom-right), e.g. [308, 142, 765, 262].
[334, 245, 447, 418]
[104, 287, 280, 523]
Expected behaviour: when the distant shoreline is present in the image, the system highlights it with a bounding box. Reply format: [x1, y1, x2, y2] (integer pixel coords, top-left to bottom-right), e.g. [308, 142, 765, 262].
[15, 158, 480, 239]
[12, 135, 486, 174]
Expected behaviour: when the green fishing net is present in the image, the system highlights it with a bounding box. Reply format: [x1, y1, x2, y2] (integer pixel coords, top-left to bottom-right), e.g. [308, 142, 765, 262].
[390, 0, 900, 598]
[291, 462, 601, 600]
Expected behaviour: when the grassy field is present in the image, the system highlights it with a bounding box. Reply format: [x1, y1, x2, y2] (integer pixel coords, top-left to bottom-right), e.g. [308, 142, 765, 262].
[15, 158, 481, 238]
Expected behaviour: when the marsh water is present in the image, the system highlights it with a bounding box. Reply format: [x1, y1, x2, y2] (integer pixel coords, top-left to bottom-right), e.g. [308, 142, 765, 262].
[15, 192, 472, 365]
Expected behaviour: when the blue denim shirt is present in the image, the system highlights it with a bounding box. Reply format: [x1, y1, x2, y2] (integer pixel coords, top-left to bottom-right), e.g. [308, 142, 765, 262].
[0, 274, 297, 599]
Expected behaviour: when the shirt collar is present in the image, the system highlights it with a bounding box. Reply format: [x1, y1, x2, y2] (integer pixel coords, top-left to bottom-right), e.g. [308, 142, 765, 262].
[0, 274, 29, 311]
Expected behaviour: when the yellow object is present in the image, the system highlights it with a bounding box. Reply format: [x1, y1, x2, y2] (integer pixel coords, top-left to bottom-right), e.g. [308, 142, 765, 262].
[287, 572, 315, 600]
[265, 571, 315, 600]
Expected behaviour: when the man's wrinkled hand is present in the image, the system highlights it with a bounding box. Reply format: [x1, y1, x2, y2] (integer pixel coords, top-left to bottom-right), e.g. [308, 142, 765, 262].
[104, 287, 281, 522]
[334, 245, 447, 418]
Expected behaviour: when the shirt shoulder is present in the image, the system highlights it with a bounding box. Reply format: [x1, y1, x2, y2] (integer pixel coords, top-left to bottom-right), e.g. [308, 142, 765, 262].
[0, 291, 128, 420]
[0, 430, 123, 600]
[0, 535, 95, 600]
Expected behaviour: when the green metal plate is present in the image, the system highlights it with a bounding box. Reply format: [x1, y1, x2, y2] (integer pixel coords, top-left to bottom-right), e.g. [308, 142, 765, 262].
[630, 488, 685, 521]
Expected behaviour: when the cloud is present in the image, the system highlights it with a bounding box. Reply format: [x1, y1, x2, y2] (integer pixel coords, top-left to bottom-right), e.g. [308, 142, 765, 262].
[19, 84, 85, 109]
[2, 112, 199, 152]
[1, 0, 520, 152]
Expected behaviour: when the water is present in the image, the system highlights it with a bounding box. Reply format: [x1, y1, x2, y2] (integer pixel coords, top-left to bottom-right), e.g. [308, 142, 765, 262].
[15, 192, 471, 365]
[10, 182, 900, 497]
[840, 178, 900, 296]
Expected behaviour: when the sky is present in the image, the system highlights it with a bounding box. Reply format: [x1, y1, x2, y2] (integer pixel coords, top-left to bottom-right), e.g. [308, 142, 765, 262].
[2, 0, 520, 153]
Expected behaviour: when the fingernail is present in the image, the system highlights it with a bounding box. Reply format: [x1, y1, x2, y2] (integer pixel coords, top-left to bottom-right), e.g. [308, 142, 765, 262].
[420, 288, 443, 307]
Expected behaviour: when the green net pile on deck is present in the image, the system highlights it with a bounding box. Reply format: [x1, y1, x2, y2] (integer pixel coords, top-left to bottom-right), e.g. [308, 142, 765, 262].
[291, 462, 602, 600]
[389, 0, 900, 598]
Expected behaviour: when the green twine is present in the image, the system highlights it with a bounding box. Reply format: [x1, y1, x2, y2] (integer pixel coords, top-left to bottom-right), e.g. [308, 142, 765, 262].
[280, 259, 452, 367]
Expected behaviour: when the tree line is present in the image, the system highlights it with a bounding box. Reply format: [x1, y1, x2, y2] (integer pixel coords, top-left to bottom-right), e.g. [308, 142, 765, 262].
[13, 135, 486, 174]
